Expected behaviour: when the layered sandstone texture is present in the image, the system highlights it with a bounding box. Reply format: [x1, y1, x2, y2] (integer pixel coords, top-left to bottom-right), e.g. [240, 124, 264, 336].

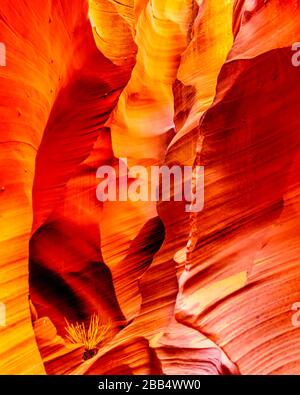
[0, 0, 300, 375]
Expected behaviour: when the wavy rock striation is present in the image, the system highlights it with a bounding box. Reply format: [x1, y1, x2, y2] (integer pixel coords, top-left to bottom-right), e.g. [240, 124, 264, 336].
[1, 0, 300, 375]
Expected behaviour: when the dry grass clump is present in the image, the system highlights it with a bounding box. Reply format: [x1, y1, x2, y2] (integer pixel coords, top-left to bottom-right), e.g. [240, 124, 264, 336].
[65, 313, 111, 360]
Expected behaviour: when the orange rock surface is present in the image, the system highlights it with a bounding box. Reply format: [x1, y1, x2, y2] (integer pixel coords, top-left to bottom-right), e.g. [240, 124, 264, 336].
[0, 0, 300, 375]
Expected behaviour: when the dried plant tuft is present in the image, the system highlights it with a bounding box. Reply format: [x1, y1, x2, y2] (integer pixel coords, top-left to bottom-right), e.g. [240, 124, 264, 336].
[64, 314, 111, 360]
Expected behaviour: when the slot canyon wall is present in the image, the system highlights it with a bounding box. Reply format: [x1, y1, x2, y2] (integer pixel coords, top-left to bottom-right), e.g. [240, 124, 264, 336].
[0, 0, 300, 375]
